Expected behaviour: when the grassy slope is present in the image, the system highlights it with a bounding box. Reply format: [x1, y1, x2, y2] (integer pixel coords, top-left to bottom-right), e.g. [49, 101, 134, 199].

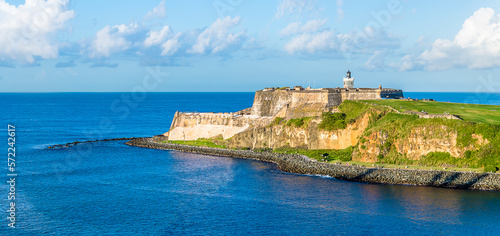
[363, 100, 500, 125]
[161, 139, 227, 149]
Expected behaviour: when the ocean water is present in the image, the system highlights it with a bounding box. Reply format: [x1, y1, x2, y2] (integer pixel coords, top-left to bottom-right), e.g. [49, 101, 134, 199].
[1, 92, 499, 235]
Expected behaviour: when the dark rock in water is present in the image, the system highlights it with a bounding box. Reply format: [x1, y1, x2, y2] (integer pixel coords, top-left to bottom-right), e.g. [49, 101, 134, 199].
[48, 137, 134, 149]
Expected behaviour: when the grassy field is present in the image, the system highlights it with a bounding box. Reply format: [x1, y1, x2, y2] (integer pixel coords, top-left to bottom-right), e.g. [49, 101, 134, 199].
[161, 139, 227, 149]
[362, 100, 500, 124]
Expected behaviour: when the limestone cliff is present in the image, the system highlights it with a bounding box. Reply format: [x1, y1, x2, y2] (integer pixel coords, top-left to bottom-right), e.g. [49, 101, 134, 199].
[228, 112, 370, 150]
[165, 111, 273, 140]
[355, 126, 490, 162]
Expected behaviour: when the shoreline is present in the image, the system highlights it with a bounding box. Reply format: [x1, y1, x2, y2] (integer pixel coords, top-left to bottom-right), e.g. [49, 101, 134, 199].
[126, 138, 500, 191]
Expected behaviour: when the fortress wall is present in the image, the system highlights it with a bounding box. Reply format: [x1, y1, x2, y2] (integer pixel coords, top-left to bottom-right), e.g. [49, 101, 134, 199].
[165, 112, 273, 140]
[250, 90, 292, 117]
[251, 89, 343, 118]
[342, 90, 381, 100]
[290, 91, 329, 107]
[327, 92, 343, 107]
[380, 89, 404, 99]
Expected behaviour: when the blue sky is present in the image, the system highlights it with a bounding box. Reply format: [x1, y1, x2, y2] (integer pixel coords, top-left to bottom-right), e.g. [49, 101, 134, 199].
[1, 0, 500, 92]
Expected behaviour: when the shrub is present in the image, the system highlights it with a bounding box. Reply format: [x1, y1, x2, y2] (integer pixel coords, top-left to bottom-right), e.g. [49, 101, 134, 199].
[286, 117, 311, 128]
[319, 112, 347, 131]
[484, 165, 499, 173]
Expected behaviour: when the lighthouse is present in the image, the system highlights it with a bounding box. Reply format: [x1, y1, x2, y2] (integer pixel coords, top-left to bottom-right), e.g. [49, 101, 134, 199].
[343, 70, 354, 89]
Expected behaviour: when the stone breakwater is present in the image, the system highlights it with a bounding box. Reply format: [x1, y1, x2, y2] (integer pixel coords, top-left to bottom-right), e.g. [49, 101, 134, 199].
[48, 137, 134, 149]
[126, 138, 500, 191]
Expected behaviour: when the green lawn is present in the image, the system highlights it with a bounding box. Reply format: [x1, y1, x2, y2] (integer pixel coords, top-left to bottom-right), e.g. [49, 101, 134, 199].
[362, 100, 500, 124]
[160, 139, 227, 149]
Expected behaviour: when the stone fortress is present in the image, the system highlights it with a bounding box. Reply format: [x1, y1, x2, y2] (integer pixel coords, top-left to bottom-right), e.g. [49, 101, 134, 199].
[165, 71, 404, 141]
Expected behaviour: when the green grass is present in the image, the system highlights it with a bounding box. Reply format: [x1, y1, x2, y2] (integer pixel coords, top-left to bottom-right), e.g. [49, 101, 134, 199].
[339, 100, 374, 122]
[286, 117, 312, 128]
[363, 100, 500, 125]
[273, 147, 353, 162]
[318, 112, 347, 131]
[161, 138, 227, 149]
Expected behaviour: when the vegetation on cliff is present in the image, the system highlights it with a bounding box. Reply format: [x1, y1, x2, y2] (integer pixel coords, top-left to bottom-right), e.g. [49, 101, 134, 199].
[358, 100, 500, 172]
[365, 99, 500, 124]
[286, 117, 312, 128]
[318, 112, 347, 131]
[273, 146, 353, 162]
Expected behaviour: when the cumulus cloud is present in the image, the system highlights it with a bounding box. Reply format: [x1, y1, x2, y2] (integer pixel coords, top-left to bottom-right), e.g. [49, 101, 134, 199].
[0, 0, 74, 64]
[160, 33, 182, 56]
[280, 19, 327, 36]
[144, 25, 172, 47]
[89, 23, 139, 58]
[145, 1, 166, 20]
[189, 16, 247, 54]
[401, 8, 500, 71]
[276, 0, 306, 18]
[281, 19, 400, 55]
[275, 0, 320, 19]
[284, 31, 338, 54]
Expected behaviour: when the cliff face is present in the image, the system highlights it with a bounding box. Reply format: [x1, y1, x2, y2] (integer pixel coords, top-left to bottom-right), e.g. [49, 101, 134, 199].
[228, 113, 371, 150]
[165, 112, 273, 140]
[355, 126, 489, 162]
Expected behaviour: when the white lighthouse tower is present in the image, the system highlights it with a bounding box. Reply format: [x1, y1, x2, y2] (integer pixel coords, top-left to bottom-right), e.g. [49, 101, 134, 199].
[343, 70, 354, 89]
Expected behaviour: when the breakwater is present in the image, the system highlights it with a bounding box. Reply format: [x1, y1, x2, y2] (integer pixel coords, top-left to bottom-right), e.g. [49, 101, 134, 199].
[126, 138, 500, 191]
[48, 137, 134, 149]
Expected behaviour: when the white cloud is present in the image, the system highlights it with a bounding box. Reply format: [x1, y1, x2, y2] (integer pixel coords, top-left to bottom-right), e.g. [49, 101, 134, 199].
[89, 23, 139, 58]
[189, 16, 247, 54]
[337, 0, 344, 20]
[0, 0, 74, 63]
[280, 22, 301, 36]
[284, 31, 338, 54]
[275, 0, 321, 19]
[362, 50, 388, 71]
[145, 1, 167, 20]
[144, 26, 172, 47]
[275, 0, 308, 18]
[401, 8, 500, 71]
[280, 19, 327, 36]
[161, 33, 181, 56]
[282, 19, 399, 55]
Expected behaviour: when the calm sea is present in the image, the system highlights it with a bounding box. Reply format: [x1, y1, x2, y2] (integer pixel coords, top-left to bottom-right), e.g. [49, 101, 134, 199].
[1, 92, 499, 235]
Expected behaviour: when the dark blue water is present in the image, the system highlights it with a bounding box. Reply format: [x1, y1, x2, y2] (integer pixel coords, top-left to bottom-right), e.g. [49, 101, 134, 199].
[1, 92, 499, 235]
[405, 92, 500, 105]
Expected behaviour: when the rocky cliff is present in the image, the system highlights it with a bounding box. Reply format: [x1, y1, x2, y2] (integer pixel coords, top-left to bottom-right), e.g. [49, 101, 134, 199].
[165, 111, 273, 140]
[228, 112, 371, 150]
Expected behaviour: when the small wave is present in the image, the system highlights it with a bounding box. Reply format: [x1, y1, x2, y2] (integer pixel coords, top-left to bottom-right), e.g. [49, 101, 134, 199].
[31, 144, 53, 150]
